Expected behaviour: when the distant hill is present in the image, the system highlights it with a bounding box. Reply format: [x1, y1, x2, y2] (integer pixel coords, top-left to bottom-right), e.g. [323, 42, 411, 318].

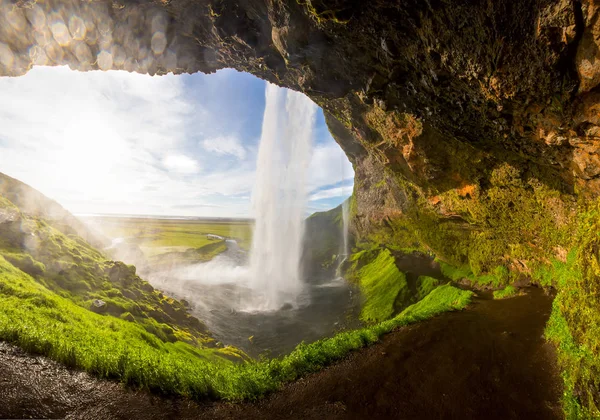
[0, 172, 108, 249]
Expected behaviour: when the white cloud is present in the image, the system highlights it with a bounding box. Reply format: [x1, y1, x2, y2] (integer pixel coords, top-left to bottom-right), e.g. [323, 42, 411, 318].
[201, 135, 246, 160]
[308, 143, 354, 191]
[0, 67, 353, 218]
[309, 186, 351, 201]
[162, 154, 200, 174]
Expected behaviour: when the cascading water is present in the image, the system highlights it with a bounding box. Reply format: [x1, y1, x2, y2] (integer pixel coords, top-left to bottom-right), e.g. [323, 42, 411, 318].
[145, 82, 361, 355]
[247, 83, 317, 311]
[341, 198, 350, 258]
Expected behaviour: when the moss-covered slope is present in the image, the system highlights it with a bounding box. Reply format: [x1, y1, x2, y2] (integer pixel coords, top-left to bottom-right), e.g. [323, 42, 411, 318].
[0, 192, 215, 349]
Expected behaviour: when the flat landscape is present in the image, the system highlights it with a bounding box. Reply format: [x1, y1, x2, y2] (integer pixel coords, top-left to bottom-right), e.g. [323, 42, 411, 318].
[83, 216, 253, 261]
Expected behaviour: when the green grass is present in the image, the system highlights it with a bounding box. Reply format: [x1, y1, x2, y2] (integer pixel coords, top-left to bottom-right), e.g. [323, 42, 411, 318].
[493, 285, 518, 300]
[438, 260, 474, 282]
[540, 204, 600, 418]
[348, 248, 408, 323]
[416, 276, 440, 300]
[545, 297, 589, 419]
[0, 199, 214, 348]
[85, 216, 253, 253]
[0, 252, 473, 401]
[0, 256, 242, 392]
[438, 260, 509, 288]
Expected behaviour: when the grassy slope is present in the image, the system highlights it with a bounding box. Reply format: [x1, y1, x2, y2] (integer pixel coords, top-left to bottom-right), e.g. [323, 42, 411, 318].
[351, 248, 407, 322]
[345, 247, 448, 323]
[0, 197, 215, 348]
[417, 276, 440, 301]
[0, 256, 239, 394]
[0, 172, 107, 249]
[1, 244, 472, 400]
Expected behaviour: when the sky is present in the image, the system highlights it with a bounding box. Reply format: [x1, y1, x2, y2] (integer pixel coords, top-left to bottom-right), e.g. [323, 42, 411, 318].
[0, 66, 354, 218]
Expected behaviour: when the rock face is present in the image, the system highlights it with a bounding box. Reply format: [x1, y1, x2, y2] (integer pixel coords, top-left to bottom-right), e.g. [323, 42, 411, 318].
[0, 1, 595, 251]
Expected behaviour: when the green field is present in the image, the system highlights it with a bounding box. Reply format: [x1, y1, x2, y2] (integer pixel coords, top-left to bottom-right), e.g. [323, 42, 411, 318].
[84, 216, 253, 262]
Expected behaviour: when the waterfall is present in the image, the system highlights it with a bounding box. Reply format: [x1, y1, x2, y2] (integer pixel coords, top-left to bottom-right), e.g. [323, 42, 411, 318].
[341, 198, 350, 258]
[247, 83, 316, 311]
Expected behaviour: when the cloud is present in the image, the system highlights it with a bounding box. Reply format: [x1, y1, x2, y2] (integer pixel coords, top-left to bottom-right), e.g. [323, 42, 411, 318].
[0, 67, 353, 218]
[162, 155, 200, 174]
[309, 186, 351, 201]
[308, 143, 354, 191]
[201, 135, 246, 160]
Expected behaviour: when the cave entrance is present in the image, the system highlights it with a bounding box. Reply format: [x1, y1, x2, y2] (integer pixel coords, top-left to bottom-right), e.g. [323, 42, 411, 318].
[0, 65, 356, 356]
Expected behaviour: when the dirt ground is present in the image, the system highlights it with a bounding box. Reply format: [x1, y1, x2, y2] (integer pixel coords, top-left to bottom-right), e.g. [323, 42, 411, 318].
[0, 287, 562, 419]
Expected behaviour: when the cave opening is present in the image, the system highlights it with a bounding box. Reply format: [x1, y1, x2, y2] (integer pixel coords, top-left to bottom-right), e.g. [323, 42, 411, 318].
[0, 64, 357, 356]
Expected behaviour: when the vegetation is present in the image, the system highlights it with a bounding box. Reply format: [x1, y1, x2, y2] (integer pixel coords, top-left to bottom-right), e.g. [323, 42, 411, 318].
[0, 256, 241, 393]
[544, 203, 600, 419]
[362, 162, 576, 289]
[86, 216, 253, 255]
[438, 260, 509, 289]
[416, 276, 440, 300]
[493, 285, 518, 300]
[0, 246, 472, 400]
[0, 198, 214, 348]
[345, 248, 407, 323]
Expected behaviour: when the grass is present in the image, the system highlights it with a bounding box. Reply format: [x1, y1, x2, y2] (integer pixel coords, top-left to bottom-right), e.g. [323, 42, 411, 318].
[416, 276, 440, 300]
[85, 216, 253, 253]
[347, 248, 408, 323]
[0, 250, 473, 400]
[545, 297, 589, 419]
[438, 260, 509, 288]
[0, 199, 214, 348]
[493, 285, 518, 300]
[542, 203, 600, 418]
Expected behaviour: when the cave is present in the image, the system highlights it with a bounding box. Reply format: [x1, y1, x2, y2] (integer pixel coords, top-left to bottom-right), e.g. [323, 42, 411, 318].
[1, 0, 600, 418]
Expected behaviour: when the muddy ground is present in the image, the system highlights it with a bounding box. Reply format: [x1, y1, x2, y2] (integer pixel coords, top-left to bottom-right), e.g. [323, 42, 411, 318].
[0, 287, 561, 419]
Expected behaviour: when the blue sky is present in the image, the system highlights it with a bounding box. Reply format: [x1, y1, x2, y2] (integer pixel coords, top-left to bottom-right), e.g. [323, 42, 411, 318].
[0, 66, 354, 217]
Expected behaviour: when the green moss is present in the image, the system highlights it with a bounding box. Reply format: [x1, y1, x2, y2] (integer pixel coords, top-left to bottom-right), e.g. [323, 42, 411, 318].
[4, 252, 45, 277]
[347, 248, 407, 323]
[493, 285, 518, 299]
[416, 276, 440, 300]
[545, 297, 589, 419]
[399, 284, 473, 319]
[438, 260, 474, 282]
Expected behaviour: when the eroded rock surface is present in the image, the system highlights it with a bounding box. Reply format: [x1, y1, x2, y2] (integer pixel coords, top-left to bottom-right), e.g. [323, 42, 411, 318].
[1, 1, 597, 237]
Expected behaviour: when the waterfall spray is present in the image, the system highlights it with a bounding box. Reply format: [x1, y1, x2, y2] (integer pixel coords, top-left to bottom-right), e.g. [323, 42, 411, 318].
[247, 83, 316, 311]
